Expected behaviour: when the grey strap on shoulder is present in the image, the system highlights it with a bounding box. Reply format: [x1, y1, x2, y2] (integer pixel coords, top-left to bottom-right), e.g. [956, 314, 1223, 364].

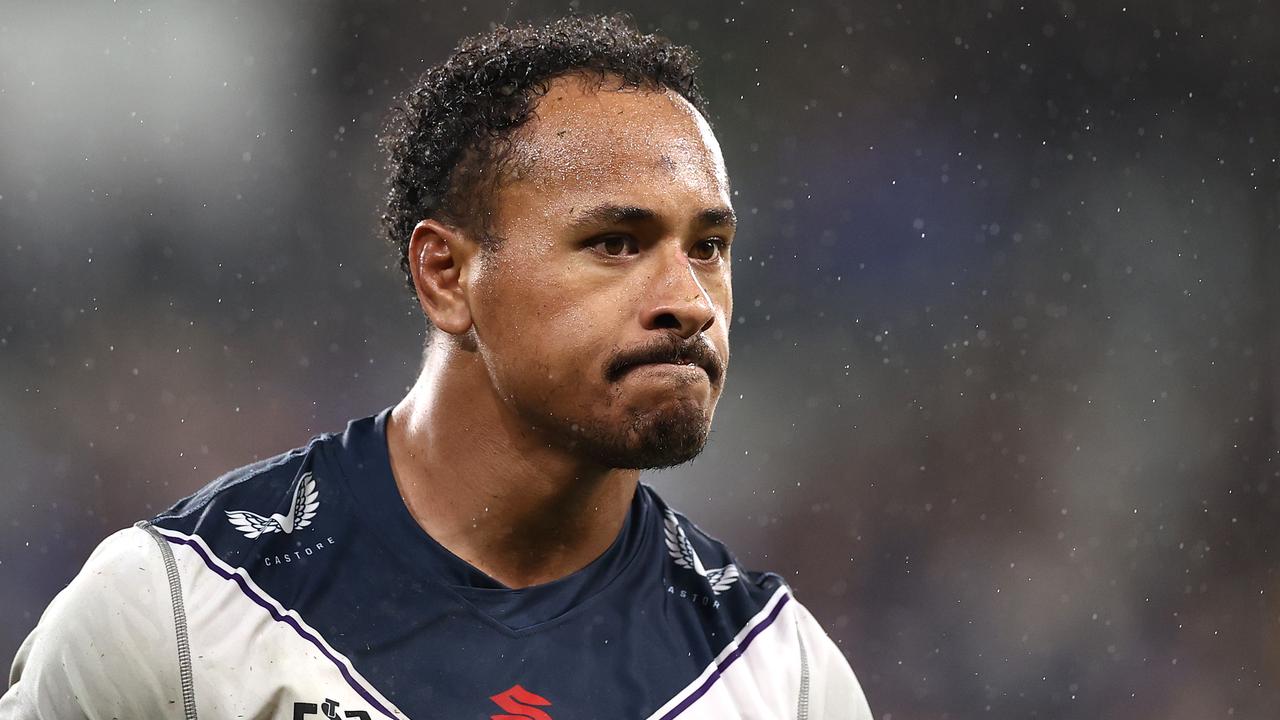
[136, 520, 199, 720]
[796, 618, 810, 720]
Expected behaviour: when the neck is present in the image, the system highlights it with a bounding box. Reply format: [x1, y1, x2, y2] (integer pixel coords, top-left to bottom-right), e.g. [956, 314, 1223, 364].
[386, 337, 639, 589]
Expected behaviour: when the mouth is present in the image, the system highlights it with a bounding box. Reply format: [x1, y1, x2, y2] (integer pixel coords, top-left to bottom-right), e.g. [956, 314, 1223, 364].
[622, 360, 712, 381]
[606, 340, 724, 385]
[631, 360, 706, 371]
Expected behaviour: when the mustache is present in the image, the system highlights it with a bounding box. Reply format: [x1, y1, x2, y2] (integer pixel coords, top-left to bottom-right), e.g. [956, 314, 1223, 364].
[605, 336, 725, 385]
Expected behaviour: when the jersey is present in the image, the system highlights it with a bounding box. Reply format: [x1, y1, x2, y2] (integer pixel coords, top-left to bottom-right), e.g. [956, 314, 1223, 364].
[1, 409, 872, 719]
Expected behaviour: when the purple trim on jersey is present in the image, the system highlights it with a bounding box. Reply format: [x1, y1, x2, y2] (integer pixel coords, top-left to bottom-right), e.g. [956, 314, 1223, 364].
[658, 592, 791, 719]
[160, 532, 399, 720]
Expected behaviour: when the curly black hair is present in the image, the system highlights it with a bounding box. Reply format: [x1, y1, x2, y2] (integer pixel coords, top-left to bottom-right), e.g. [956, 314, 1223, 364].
[379, 13, 708, 296]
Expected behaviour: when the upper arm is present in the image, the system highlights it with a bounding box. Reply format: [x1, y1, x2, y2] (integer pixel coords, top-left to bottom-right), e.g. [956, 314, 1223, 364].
[0, 526, 185, 720]
[793, 599, 873, 720]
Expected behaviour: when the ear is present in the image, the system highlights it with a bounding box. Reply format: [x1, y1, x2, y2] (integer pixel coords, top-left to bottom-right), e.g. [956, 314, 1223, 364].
[407, 219, 477, 335]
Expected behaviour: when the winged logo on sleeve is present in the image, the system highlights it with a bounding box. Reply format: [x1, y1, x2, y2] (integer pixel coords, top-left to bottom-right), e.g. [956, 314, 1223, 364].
[225, 472, 320, 539]
[663, 508, 740, 594]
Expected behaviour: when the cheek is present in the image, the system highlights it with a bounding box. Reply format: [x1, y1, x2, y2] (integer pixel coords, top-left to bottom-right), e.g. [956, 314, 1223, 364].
[700, 268, 732, 335]
[715, 270, 732, 322]
[471, 256, 613, 393]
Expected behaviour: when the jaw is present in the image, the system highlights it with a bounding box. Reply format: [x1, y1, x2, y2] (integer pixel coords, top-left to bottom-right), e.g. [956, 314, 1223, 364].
[519, 380, 715, 471]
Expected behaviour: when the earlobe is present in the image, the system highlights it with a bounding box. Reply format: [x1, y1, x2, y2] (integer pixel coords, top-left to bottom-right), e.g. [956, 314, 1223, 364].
[407, 220, 474, 335]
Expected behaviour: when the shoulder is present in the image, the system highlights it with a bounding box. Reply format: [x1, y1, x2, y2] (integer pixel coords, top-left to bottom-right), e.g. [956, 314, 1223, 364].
[147, 418, 360, 557]
[14, 526, 173, 646]
[641, 483, 786, 593]
[640, 484, 788, 635]
[2, 527, 184, 717]
[152, 433, 325, 533]
[638, 487, 873, 718]
[789, 597, 874, 719]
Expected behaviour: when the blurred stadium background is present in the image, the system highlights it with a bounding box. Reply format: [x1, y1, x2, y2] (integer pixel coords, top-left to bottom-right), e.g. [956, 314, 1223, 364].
[1, 1, 1277, 717]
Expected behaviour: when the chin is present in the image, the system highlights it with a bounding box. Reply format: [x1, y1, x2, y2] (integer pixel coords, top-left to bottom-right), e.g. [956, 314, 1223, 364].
[568, 399, 713, 470]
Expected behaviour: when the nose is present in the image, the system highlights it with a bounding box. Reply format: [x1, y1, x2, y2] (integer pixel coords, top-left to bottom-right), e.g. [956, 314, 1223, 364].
[639, 248, 716, 339]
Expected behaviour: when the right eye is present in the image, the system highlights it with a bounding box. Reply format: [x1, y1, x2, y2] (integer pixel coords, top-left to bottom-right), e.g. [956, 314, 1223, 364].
[589, 234, 639, 257]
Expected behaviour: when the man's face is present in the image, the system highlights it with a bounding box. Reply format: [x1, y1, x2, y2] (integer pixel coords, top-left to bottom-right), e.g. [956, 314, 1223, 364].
[463, 74, 735, 469]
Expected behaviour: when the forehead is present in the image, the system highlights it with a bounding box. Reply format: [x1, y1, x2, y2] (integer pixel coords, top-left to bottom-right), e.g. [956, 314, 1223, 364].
[502, 74, 729, 202]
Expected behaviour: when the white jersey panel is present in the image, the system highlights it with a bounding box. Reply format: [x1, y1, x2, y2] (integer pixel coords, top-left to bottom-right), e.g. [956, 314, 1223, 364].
[155, 527, 406, 719]
[0, 528, 183, 720]
[0, 525, 408, 720]
[646, 589, 873, 720]
[792, 600, 873, 720]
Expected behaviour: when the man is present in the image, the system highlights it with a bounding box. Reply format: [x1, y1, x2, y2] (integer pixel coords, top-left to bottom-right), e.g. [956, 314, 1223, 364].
[2, 14, 871, 720]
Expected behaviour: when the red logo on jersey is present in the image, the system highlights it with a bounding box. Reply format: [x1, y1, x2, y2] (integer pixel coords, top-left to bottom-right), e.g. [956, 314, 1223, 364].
[490, 684, 553, 720]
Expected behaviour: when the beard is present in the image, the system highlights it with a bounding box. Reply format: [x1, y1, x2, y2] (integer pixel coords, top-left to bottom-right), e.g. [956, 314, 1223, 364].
[601, 398, 712, 469]
[536, 394, 714, 470]
[497, 335, 726, 469]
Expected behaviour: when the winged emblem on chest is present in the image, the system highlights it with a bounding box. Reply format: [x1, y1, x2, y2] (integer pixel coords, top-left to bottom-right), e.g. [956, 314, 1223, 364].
[225, 472, 320, 539]
[663, 508, 740, 595]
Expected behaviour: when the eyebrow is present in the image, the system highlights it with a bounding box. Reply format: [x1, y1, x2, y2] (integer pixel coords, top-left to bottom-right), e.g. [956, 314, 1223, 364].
[568, 204, 737, 231]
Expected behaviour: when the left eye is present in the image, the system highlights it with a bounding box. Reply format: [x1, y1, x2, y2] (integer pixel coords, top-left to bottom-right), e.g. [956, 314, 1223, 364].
[690, 238, 726, 261]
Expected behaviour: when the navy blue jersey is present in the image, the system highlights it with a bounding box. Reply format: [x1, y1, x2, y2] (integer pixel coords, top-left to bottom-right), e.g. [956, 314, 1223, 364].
[3, 410, 870, 719]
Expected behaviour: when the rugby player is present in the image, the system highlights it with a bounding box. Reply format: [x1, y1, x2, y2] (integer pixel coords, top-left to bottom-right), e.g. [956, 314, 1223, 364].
[1, 14, 872, 719]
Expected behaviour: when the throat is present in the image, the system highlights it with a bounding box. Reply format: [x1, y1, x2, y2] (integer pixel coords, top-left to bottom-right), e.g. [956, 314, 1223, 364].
[386, 366, 641, 589]
[406, 471, 637, 589]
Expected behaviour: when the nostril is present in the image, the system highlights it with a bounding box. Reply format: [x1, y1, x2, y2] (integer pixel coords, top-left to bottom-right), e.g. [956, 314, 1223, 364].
[652, 312, 681, 330]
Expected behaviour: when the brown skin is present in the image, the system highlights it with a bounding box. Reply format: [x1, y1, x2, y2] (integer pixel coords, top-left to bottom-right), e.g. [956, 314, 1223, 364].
[387, 74, 735, 588]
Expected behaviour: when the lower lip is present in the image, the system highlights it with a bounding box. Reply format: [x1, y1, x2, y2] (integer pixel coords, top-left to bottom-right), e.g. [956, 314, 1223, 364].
[626, 363, 708, 379]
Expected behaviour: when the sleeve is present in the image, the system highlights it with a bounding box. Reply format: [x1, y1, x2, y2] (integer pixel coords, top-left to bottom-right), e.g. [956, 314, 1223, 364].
[792, 599, 873, 720]
[0, 526, 186, 719]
